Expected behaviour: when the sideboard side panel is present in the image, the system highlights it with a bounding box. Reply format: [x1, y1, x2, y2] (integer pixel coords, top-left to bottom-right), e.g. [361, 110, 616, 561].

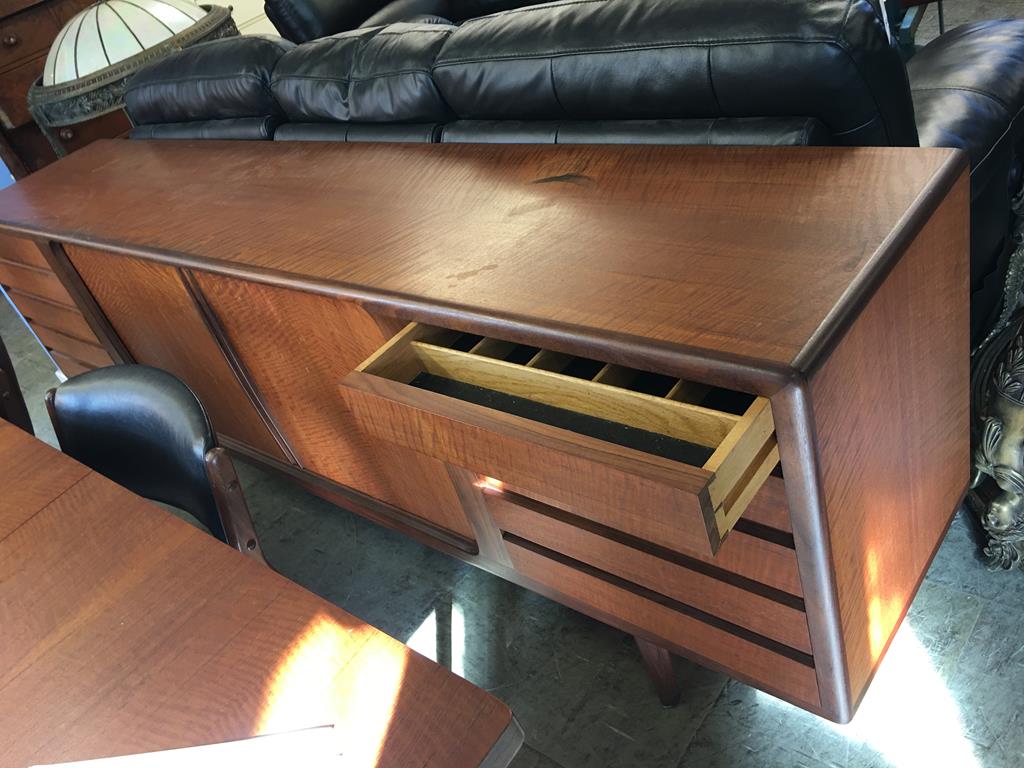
[809, 173, 970, 707]
[191, 272, 477, 542]
[64, 245, 289, 461]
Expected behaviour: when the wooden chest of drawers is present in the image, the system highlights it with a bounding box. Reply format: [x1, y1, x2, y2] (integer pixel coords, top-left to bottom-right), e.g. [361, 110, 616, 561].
[0, 0, 114, 178]
[0, 139, 971, 723]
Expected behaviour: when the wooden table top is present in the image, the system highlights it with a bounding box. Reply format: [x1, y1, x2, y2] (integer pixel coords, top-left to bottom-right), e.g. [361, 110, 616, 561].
[0, 140, 965, 388]
[0, 422, 520, 768]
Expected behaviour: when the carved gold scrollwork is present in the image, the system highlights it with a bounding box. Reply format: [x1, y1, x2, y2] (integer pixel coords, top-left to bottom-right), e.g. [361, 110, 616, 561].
[972, 321, 1024, 570]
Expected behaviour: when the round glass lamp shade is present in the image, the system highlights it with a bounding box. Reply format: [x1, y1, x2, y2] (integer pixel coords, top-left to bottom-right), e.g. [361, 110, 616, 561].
[42, 0, 209, 86]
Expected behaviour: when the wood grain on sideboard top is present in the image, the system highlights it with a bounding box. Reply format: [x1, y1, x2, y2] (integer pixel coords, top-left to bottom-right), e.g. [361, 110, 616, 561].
[0, 140, 966, 391]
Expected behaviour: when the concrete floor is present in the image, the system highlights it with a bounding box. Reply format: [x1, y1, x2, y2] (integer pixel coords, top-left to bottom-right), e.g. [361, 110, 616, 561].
[5, 294, 1024, 768]
[5, 5, 1024, 764]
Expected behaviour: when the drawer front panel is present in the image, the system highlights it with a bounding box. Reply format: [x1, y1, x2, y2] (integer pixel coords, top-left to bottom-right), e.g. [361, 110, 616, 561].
[506, 538, 820, 711]
[65, 245, 290, 461]
[342, 323, 779, 557]
[0, 4, 60, 71]
[51, 350, 94, 377]
[0, 54, 43, 128]
[0, 258, 73, 306]
[341, 371, 716, 557]
[487, 489, 811, 653]
[57, 109, 131, 154]
[191, 271, 477, 543]
[32, 324, 110, 368]
[0, 234, 47, 269]
[7, 289, 95, 342]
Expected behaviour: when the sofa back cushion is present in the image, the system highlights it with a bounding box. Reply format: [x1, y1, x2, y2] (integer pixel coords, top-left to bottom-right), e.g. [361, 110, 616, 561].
[125, 36, 293, 133]
[433, 0, 917, 147]
[271, 23, 456, 123]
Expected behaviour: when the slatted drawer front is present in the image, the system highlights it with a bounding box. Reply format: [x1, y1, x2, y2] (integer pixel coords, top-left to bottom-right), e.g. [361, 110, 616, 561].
[485, 485, 810, 651]
[505, 537, 820, 710]
[7, 289, 93, 341]
[0, 257, 74, 306]
[339, 323, 779, 556]
[0, 234, 47, 269]
[32, 324, 109, 368]
[0, 236, 113, 375]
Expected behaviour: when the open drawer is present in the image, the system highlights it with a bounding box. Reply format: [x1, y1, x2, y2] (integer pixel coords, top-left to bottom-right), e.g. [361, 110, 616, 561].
[338, 324, 779, 556]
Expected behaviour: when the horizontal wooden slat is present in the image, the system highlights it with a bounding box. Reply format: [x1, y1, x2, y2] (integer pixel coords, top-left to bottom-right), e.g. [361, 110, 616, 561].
[0, 234, 47, 269]
[6, 289, 95, 342]
[506, 538, 820, 711]
[411, 340, 738, 449]
[50, 350, 95, 378]
[0, 259, 74, 306]
[487, 490, 811, 653]
[498, 475, 804, 597]
[33, 323, 110, 368]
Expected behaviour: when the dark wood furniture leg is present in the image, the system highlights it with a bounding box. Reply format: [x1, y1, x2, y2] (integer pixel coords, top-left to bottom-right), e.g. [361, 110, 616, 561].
[635, 636, 681, 707]
[205, 446, 269, 566]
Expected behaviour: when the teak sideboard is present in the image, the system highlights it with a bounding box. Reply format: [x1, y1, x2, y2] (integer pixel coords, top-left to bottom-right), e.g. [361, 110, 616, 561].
[0, 140, 970, 723]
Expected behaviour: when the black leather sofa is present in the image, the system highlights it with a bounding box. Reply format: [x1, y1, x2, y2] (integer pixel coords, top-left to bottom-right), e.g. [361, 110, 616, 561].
[122, 0, 1024, 571]
[124, 0, 1024, 353]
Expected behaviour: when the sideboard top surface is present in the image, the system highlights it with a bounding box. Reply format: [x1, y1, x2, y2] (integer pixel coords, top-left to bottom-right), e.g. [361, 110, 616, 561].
[0, 139, 965, 386]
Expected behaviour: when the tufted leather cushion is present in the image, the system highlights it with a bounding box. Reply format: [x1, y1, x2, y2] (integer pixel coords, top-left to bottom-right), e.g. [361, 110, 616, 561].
[49, 365, 225, 540]
[440, 117, 831, 145]
[125, 36, 293, 127]
[432, 0, 917, 147]
[909, 20, 1024, 190]
[271, 23, 456, 123]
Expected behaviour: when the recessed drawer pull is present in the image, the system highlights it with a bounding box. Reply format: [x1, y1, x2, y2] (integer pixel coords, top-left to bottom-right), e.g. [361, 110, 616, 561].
[339, 323, 779, 555]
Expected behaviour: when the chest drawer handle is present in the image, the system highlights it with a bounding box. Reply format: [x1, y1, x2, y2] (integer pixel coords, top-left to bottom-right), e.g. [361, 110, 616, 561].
[2, 34, 18, 47]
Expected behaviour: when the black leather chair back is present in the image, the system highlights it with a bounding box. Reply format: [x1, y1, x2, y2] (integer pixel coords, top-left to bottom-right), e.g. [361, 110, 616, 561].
[47, 365, 225, 540]
[0, 332, 32, 434]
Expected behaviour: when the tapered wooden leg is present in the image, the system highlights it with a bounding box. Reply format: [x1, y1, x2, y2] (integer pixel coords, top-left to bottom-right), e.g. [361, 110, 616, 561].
[635, 636, 681, 707]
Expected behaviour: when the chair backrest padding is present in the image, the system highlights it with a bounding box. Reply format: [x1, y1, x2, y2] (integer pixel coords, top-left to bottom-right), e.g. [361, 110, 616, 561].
[49, 365, 224, 540]
[125, 36, 294, 128]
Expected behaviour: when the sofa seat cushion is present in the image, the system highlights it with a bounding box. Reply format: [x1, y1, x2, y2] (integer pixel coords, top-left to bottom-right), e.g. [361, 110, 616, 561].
[909, 20, 1024, 192]
[275, 122, 442, 141]
[125, 37, 293, 128]
[129, 117, 283, 140]
[440, 117, 831, 145]
[271, 23, 456, 123]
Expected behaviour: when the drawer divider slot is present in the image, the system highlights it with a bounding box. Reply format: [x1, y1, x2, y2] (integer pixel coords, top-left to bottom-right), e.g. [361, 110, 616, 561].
[410, 340, 738, 449]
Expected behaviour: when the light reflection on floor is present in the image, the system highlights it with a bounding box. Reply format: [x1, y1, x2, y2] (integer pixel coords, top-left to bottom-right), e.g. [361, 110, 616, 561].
[758, 623, 982, 768]
[406, 600, 467, 678]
